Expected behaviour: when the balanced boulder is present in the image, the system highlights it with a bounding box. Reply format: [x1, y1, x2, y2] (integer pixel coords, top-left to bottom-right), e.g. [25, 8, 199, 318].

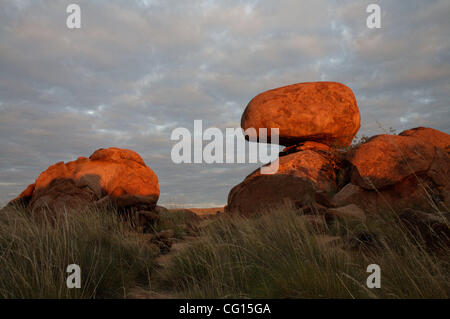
[241, 82, 360, 147]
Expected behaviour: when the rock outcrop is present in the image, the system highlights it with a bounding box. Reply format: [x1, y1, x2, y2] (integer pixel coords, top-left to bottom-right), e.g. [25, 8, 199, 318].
[348, 134, 436, 189]
[241, 82, 361, 147]
[228, 82, 358, 216]
[341, 128, 450, 213]
[9, 147, 160, 217]
[228, 81, 449, 219]
[227, 146, 338, 216]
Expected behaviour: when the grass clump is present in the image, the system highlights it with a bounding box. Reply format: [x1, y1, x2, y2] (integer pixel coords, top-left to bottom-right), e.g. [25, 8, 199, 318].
[0, 204, 159, 299]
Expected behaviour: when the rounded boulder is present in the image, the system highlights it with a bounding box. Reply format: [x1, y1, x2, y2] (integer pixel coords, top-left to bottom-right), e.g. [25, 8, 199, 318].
[241, 82, 360, 147]
[12, 147, 160, 214]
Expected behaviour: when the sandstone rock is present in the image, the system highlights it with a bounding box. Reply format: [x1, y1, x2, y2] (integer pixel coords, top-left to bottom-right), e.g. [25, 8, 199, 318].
[241, 82, 360, 147]
[399, 127, 450, 154]
[11, 147, 160, 215]
[19, 183, 35, 201]
[313, 190, 335, 208]
[333, 165, 449, 214]
[89, 147, 146, 166]
[29, 178, 98, 217]
[280, 141, 332, 157]
[345, 130, 450, 213]
[332, 183, 378, 212]
[114, 194, 158, 209]
[348, 134, 436, 190]
[7, 183, 35, 207]
[226, 149, 337, 216]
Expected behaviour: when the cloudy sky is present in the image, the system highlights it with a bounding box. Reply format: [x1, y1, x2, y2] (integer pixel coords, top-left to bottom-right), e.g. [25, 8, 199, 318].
[0, 0, 449, 207]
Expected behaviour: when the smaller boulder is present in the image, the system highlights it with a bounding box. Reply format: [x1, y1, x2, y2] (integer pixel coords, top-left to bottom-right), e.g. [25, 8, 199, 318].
[332, 183, 378, 213]
[9, 147, 160, 215]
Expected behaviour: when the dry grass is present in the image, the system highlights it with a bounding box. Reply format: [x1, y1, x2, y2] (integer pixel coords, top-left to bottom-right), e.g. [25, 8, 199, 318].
[0, 201, 448, 299]
[0, 204, 159, 298]
[160, 208, 449, 298]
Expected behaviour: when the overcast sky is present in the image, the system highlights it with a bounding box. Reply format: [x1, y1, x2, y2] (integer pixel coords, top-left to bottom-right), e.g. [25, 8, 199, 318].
[0, 0, 449, 207]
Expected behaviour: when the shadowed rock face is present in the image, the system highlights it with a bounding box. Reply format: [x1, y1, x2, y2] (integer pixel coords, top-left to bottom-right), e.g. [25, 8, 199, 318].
[28, 178, 99, 215]
[226, 149, 338, 216]
[10, 147, 160, 215]
[241, 82, 361, 147]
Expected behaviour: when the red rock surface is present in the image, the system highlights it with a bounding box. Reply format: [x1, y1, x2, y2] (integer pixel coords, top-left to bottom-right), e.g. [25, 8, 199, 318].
[241, 82, 360, 147]
[348, 134, 436, 190]
[339, 128, 450, 213]
[399, 127, 450, 154]
[16, 183, 35, 203]
[281, 141, 331, 155]
[226, 149, 337, 216]
[12, 147, 160, 214]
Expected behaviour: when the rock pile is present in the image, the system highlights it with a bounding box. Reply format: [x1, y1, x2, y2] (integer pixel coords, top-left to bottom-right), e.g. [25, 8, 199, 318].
[227, 81, 360, 216]
[227, 82, 450, 221]
[336, 127, 450, 214]
[9, 147, 161, 223]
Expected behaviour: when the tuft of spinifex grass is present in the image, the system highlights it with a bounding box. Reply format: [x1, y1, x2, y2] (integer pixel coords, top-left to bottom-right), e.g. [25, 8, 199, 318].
[161, 208, 449, 299]
[0, 204, 159, 299]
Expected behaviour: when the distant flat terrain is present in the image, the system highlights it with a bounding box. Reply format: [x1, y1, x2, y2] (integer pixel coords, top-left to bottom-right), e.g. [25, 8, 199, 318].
[185, 207, 224, 216]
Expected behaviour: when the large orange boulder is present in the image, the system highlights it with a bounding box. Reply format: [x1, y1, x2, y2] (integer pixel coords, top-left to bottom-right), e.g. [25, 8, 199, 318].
[11, 148, 160, 214]
[348, 134, 436, 190]
[226, 148, 337, 216]
[344, 128, 450, 213]
[241, 82, 360, 147]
